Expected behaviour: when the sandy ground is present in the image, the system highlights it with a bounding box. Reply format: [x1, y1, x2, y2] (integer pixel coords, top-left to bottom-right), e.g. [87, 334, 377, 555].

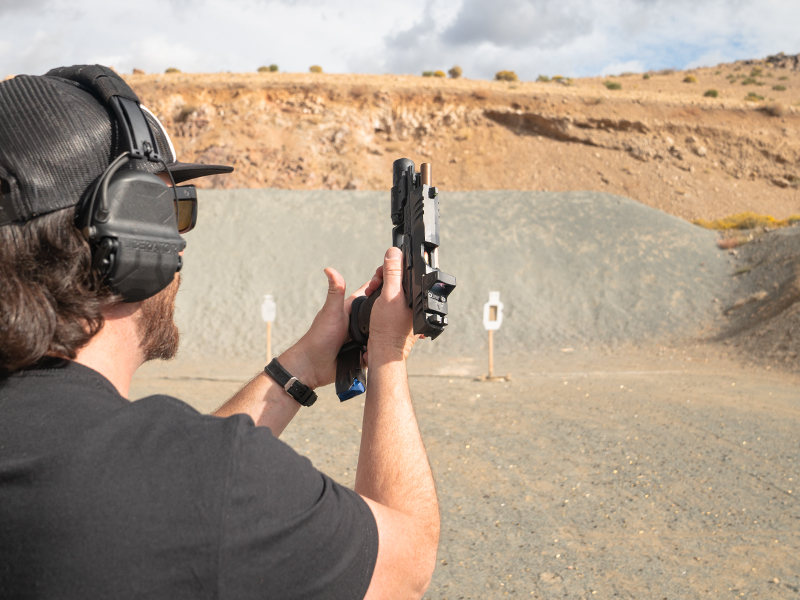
[131, 348, 800, 599]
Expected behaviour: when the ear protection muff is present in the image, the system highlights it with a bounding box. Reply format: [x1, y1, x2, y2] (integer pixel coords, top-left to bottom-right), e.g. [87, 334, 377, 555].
[58, 66, 187, 303]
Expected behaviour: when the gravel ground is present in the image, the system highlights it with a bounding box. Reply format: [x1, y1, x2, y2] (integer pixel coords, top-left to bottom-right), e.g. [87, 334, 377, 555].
[132, 348, 800, 600]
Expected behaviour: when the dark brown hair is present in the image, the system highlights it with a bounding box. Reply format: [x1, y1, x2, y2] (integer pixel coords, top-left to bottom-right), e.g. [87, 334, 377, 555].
[0, 206, 117, 375]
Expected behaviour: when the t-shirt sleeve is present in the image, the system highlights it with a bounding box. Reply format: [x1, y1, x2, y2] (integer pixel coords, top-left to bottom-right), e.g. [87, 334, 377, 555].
[218, 416, 378, 600]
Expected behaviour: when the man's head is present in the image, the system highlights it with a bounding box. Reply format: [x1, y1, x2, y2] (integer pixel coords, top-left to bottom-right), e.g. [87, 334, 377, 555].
[0, 65, 232, 375]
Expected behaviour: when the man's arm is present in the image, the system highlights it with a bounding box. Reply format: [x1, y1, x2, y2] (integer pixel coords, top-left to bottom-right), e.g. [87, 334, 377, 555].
[356, 248, 440, 600]
[215, 248, 439, 598]
[213, 267, 382, 436]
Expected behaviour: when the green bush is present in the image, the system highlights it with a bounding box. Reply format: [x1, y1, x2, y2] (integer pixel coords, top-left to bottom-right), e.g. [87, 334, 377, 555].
[537, 74, 550, 82]
[643, 73, 650, 79]
[434, 70, 446, 78]
[257, 65, 278, 73]
[779, 75, 788, 80]
[448, 65, 462, 79]
[604, 80, 621, 90]
[165, 67, 181, 74]
[553, 75, 564, 81]
[773, 85, 787, 91]
[495, 70, 518, 82]
[422, 71, 435, 77]
[309, 65, 323, 73]
[751, 67, 763, 77]
[745, 92, 764, 102]
[683, 75, 697, 83]
[269, 64, 278, 72]
[715, 70, 721, 75]
[704, 89, 719, 97]
[741, 77, 763, 86]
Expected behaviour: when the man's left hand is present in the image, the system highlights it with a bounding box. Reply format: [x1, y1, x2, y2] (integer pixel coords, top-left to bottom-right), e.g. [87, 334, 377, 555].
[279, 266, 382, 390]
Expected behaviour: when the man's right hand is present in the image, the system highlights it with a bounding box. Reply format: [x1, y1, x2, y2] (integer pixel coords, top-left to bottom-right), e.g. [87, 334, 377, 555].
[366, 247, 419, 364]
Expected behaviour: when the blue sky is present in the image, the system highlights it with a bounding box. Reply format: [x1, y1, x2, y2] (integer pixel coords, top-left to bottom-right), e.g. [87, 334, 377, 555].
[0, 0, 797, 80]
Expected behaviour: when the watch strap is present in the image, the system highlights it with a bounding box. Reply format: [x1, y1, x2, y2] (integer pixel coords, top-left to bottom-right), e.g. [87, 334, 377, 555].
[264, 358, 318, 407]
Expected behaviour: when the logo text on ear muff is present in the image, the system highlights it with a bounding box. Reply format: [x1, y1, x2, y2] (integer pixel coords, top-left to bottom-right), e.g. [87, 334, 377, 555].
[128, 239, 182, 254]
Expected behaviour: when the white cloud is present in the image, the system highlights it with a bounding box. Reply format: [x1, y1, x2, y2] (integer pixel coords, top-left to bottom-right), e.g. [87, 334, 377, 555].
[0, 0, 797, 80]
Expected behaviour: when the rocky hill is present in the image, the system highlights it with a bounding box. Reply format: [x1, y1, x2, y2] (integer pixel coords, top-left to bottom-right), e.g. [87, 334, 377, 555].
[125, 54, 800, 221]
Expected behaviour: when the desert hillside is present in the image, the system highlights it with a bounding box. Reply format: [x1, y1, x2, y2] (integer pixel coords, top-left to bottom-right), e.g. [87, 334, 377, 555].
[125, 53, 800, 221]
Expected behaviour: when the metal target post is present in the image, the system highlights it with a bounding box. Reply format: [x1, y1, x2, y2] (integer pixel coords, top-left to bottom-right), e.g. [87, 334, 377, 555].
[261, 295, 276, 363]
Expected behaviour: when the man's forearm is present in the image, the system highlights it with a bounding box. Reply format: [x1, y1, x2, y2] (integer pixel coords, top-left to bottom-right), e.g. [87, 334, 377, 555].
[212, 347, 315, 436]
[354, 355, 439, 546]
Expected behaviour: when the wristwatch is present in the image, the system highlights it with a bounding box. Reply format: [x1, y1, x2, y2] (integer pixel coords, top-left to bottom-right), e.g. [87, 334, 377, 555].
[264, 358, 318, 407]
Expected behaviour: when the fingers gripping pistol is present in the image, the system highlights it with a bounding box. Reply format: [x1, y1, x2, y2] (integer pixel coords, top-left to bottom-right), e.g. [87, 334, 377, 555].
[335, 158, 457, 400]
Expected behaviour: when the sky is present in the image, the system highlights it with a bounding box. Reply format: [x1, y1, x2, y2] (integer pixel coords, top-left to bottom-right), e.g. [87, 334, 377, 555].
[0, 0, 798, 80]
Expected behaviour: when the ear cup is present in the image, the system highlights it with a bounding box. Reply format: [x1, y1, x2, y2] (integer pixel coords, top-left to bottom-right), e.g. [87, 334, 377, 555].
[88, 170, 186, 302]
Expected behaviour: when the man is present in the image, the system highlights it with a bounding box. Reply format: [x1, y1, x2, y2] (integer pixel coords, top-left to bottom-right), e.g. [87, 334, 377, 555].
[0, 66, 439, 599]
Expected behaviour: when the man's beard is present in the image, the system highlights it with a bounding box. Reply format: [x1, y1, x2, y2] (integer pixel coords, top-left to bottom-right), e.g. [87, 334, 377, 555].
[136, 274, 180, 362]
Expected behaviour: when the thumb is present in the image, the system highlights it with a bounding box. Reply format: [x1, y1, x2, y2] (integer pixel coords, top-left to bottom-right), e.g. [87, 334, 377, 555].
[320, 267, 345, 316]
[381, 247, 404, 299]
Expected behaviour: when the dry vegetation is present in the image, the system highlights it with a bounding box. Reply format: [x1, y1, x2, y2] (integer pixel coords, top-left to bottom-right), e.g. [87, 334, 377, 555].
[125, 53, 800, 221]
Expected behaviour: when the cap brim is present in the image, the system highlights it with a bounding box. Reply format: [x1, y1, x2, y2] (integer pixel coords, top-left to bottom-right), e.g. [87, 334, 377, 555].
[167, 162, 234, 184]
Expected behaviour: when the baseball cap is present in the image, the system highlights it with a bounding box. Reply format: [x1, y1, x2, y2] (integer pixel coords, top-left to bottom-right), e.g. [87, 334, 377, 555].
[0, 65, 233, 226]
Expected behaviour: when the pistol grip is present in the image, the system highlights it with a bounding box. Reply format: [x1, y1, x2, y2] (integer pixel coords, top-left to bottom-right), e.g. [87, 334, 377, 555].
[348, 284, 382, 346]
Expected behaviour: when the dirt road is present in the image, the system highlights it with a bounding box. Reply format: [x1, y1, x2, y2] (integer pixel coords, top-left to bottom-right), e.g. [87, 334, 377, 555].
[131, 348, 800, 599]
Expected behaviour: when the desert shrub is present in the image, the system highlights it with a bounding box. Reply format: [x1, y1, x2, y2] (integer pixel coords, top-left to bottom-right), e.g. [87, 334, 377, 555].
[683, 75, 698, 83]
[309, 65, 323, 73]
[604, 80, 621, 90]
[434, 70, 446, 78]
[422, 71, 435, 77]
[495, 70, 518, 82]
[556, 77, 573, 86]
[643, 73, 650, 79]
[763, 103, 786, 117]
[165, 67, 181, 74]
[269, 64, 278, 72]
[779, 75, 788, 80]
[745, 92, 764, 102]
[773, 84, 786, 91]
[741, 77, 764, 86]
[448, 66, 462, 79]
[704, 89, 719, 97]
[175, 105, 197, 122]
[553, 75, 564, 81]
[537, 74, 550, 82]
[693, 212, 800, 230]
[715, 70, 721, 75]
[751, 67, 763, 77]
[257, 66, 271, 73]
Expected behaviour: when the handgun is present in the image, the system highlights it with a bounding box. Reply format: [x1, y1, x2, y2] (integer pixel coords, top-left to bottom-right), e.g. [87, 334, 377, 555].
[335, 158, 457, 400]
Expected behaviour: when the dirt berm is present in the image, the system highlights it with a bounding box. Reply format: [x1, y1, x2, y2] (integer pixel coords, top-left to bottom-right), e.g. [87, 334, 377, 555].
[169, 189, 736, 366]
